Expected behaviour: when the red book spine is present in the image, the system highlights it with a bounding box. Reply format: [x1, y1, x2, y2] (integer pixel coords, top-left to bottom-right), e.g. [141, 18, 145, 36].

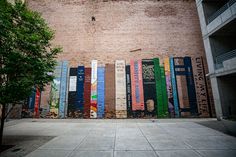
[130, 60, 144, 111]
[83, 68, 91, 118]
[34, 88, 40, 118]
[105, 64, 116, 118]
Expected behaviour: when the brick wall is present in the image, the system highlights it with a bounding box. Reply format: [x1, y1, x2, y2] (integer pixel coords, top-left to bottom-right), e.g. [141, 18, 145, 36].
[27, 0, 205, 67]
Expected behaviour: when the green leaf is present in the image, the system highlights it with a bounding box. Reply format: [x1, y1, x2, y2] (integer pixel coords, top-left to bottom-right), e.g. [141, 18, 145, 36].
[0, 0, 62, 105]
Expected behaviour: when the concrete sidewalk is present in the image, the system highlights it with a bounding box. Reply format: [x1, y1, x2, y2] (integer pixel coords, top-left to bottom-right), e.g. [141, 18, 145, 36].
[2, 119, 236, 157]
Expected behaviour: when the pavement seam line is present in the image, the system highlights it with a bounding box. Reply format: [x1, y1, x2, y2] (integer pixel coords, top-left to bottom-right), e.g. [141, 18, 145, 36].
[137, 122, 160, 157]
[113, 122, 117, 157]
[67, 126, 92, 157]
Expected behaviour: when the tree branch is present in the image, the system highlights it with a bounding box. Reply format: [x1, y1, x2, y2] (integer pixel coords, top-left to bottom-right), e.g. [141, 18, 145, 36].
[4, 104, 14, 119]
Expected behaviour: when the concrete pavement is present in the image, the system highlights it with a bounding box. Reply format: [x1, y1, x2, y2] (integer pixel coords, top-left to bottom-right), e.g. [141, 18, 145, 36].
[2, 119, 236, 157]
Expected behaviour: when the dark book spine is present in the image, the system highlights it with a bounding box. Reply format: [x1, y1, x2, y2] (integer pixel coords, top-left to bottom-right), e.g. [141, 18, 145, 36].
[76, 66, 85, 118]
[184, 57, 198, 115]
[142, 59, 157, 117]
[126, 65, 132, 117]
[68, 67, 78, 118]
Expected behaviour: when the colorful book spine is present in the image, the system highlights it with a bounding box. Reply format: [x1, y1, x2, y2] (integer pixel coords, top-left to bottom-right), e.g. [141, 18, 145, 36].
[184, 57, 198, 115]
[142, 59, 157, 117]
[115, 60, 127, 118]
[153, 58, 164, 117]
[97, 67, 105, 118]
[90, 60, 98, 118]
[67, 67, 77, 118]
[160, 66, 169, 117]
[170, 57, 180, 117]
[164, 58, 175, 117]
[130, 60, 145, 111]
[125, 65, 132, 117]
[34, 88, 41, 118]
[59, 61, 68, 118]
[105, 64, 116, 118]
[83, 68, 91, 118]
[76, 66, 85, 118]
[173, 57, 190, 117]
[50, 62, 62, 118]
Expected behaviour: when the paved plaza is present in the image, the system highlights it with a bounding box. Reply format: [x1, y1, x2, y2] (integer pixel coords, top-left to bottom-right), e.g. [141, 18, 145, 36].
[2, 119, 236, 157]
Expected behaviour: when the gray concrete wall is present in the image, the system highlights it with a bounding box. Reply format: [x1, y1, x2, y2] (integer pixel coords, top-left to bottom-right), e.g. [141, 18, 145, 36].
[210, 36, 236, 58]
[210, 77, 223, 120]
[195, 0, 236, 120]
[197, 0, 236, 38]
[203, 38, 215, 74]
[206, 4, 236, 37]
[218, 75, 236, 118]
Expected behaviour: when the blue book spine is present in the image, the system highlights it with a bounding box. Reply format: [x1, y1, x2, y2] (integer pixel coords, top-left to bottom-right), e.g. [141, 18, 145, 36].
[170, 57, 180, 117]
[97, 67, 105, 118]
[28, 88, 36, 116]
[59, 61, 68, 118]
[184, 57, 198, 115]
[77, 66, 85, 117]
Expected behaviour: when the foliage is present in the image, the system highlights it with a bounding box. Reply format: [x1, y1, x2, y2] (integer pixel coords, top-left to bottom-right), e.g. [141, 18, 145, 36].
[0, 0, 61, 106]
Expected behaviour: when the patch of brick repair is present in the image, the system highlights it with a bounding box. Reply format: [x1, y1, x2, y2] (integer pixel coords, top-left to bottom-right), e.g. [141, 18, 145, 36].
[145, 5, 177, 18]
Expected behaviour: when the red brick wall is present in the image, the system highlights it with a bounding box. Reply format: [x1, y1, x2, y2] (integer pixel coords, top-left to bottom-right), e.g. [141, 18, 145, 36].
[27, 0, 205, 67]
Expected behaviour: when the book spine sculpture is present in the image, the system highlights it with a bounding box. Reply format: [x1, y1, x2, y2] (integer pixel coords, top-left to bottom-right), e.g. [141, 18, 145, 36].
[50, 62, 62, 118]
[126, 65, 132, 117]
[115, 60, 127, 118]
[184, 57, 198, 115]
[142, 59, 157, 118]
[173, 57, 190, 117]
[153, 58, 163, 117]
[59, 61, 68, 118]
[34, 88, 41, 118]
[39, 84, 51, 118]
[76, 66, 85, 118]
[170, 57, 180, 117]
[160, 66, 169, 117]
[83, 68, 91, 118]
[130, 60, 144, 117]
[27, 89, 36, 118]
[164, 58, 175, 117]
[67, 67, 77, 118]
[97, 67, 105, 118]
[105, 64, 116, 118]
[192, 56, 210, 117]
[90, 60, 98, 118]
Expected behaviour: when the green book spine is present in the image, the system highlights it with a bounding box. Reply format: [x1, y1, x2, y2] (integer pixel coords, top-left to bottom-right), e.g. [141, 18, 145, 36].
[160, 66, 169, 117]
[153, 58, 163, 117]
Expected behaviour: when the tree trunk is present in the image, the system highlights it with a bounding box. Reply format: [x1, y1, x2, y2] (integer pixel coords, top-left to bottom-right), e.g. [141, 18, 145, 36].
[0, 104, 6, 150]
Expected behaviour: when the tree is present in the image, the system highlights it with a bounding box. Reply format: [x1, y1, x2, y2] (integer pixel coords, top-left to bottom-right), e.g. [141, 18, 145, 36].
[0, 0, 61, 148]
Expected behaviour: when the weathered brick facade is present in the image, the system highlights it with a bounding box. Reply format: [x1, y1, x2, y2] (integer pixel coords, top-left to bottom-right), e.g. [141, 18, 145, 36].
[27, 0, 205, 67]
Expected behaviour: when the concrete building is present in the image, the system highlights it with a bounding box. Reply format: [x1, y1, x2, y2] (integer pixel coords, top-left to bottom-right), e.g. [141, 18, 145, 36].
[196, 0, 236, 120]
